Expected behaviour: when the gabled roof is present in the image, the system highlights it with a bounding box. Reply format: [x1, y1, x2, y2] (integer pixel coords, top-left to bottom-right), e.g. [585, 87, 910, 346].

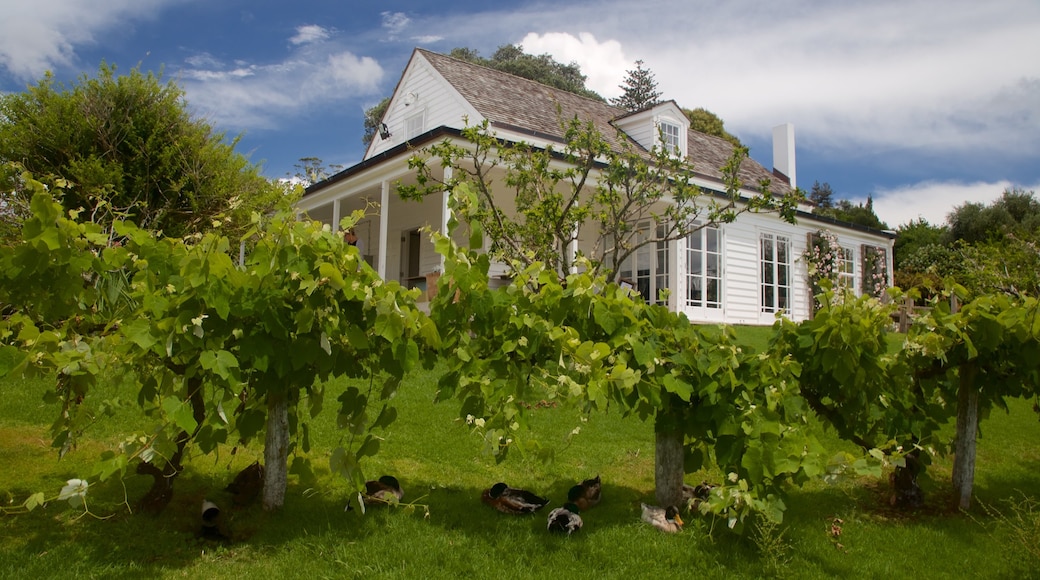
[418, 49, 789, 196]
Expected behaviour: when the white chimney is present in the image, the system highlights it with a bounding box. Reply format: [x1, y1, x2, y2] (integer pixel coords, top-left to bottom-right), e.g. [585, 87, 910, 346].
[772, 123, 796, 190]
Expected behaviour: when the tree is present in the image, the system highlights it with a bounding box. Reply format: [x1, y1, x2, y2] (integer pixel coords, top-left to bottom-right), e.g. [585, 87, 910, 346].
[0, 63, 283, 239]
[0, 179, 436, 513]
[486, 45, 603, 101]
[290, 157, 344, 185]
[401, 116, 803, 516]
[361, 97, 391, 147]
[428, 233, 828, 527]
[898, 189, 1040, 297]
[683, 108, 742, 147]
[400, 117, 801, 285]
[816, 197, 888, 230]
[610, 60, 661, 111]
[809, 181, 834, 210]
[946, 188, 1040, 245]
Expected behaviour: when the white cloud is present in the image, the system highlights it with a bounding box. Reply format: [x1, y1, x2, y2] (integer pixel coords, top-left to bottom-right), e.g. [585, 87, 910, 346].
[517, 32, 628, 99]
[381, 11, 410, 38]
[412, 35, 444, 45]
[427, 0, 1038, 165]
[0, 0, 183, 79]
[180, 33, 384, 130]
[290, 25, 332, 46]
[861, 180, 1040, 228]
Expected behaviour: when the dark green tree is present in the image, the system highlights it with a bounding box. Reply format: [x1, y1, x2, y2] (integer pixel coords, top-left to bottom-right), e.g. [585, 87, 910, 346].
[682, 107, 742, 146]
[610, 60, 661, 111]
[816, 197, 888, 230]
[487, 45, 602, 101]
[809, 180, 835, 210]
[946, 188, 1040, 244]
[0, 63, 283, 239]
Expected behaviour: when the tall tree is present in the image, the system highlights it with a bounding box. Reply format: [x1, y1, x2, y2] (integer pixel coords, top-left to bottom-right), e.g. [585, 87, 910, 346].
[682, 107, 742, 147]
[362, 97, 391, 147]
[400, 117, 801, 285]
[290, 157, 344, 185]
[0, 63, 282, 239]
[809, 180, 835, 209]
[486, 45, 603, 100]
[610, 60, 661, 111]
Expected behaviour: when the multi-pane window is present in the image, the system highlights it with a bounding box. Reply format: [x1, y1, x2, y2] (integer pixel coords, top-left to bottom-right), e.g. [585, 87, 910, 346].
[660, 121, 682, 156]
[618, 222, 670, 305]
[760, 233, 791, 313]
[686, 226, 721, 309]
[837, 246, 855, 293]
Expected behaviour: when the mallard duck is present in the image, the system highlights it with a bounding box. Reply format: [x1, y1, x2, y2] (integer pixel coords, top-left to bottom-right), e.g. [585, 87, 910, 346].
[547, 502, 583, 535]
[570, 475, 602, 511]
[681, 480, 716, 512]
[363, 475, 404, 506]
[481, 482, 550, 514]
[640, 503, 683, 533]
[225, 461, 264, 506]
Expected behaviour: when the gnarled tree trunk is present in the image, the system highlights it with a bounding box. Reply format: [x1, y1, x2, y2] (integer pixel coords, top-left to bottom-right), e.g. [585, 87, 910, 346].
[654, 410, 685, 509]
[262, 391, 289, 511]
[952, 363, 979, 511]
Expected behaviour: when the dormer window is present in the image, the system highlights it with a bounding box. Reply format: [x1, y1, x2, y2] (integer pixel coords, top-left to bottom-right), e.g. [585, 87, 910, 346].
[660, 120, 682, 156]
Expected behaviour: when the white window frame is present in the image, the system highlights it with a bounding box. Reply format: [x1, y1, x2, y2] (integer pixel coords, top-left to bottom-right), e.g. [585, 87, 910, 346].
[659, 119, 683, 157]
[837, 246, 856, 294]
[760, 232, 791, 314]
[618, 221, 670, 306]
[685, 225, 722, 310]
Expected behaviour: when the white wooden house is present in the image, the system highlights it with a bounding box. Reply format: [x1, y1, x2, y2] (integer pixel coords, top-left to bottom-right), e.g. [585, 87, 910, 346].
[296, 48, 895, 325]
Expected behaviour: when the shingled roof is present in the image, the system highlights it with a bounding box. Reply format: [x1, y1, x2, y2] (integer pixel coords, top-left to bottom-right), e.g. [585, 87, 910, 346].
[419, 49, 790, 196]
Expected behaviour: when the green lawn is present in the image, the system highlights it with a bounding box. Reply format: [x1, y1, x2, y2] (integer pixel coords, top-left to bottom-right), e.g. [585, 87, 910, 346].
[1, 327, 1039, 579]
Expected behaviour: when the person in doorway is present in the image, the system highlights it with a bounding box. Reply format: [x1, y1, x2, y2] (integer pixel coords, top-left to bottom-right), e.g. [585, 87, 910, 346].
[344, 228, 365, 255]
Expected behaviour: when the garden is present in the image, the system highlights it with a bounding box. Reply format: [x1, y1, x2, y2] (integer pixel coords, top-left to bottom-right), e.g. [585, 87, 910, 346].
[2, 180, 1040, 579]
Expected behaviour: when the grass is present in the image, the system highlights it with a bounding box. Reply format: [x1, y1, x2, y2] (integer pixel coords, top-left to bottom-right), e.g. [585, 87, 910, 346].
[2, 328, 1039, 579]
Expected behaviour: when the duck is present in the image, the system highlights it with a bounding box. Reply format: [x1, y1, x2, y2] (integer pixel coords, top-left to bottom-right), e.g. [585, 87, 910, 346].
[363, 475, 404, 506]
[640, 503, 684, 533]
[570, 475, 601, 511]
[547, 502, 583, 535]
[225, 461, 264, 506]
[481, 482, 550, 514]
[681, 480, 716, 512]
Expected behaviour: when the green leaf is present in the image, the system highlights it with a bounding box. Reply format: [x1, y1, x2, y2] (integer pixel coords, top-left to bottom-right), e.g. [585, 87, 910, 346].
[199, 350, 239, 380]
[162, 397, 198, 434]
[121, 319, 157, 350]
[318, 262, 346, 290]
[355, 436, 381, 459]
[24, 492, 46, 511]
[371, 405, 398, 431]
[0, 346, 27, 377]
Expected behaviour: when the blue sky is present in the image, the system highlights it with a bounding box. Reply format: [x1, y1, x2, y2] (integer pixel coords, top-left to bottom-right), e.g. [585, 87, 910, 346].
[2, 0, 1038, 228]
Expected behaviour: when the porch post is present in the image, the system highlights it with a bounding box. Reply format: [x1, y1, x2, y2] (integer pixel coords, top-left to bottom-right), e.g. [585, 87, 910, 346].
[669, 236, 682, 313]
[331, 199, 342, 233]
[378, 180, 390, 279]
[440, 166, 452, 271]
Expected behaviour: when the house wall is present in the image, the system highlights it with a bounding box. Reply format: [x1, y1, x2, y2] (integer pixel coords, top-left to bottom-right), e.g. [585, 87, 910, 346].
[672, 211, 894, 325]
[367, 54, 482, 160]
